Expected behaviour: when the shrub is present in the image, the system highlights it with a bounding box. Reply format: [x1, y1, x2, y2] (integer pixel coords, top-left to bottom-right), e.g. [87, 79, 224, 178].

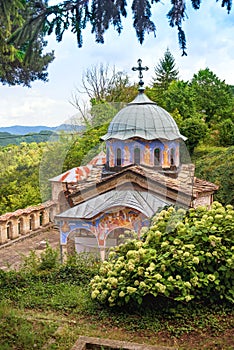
[90, 202, 234, 307]
[194, 146, 234, 205]
[1, 247, 101, 290]
[218, 118, 234, 146]
[55, 252, 101, 285]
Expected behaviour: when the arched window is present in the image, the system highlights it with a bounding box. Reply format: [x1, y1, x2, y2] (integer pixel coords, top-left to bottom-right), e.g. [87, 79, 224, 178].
[154, 148, 160, 166]
[116, 148, 122, 166]
[170, 148, 175, 166]
[134, 148, 141, 164]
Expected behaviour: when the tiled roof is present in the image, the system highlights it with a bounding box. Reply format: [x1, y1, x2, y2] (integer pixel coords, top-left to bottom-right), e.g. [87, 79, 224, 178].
[88, 151, 106, 166]
[50, 150, 218, 206]
[50, 165, 93, 183]
[50, 152, 106, 183]
[0, 200, 56, 222]
[64, 163, 218, 205]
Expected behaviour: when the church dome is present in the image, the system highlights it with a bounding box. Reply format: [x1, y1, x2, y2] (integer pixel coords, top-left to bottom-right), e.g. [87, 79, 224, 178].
[102, 93, 186, 141]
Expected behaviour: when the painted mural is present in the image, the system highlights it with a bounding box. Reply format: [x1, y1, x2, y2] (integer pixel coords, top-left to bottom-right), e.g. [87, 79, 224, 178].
[106, 139, 180, 168]
[60, 208, 149, 248]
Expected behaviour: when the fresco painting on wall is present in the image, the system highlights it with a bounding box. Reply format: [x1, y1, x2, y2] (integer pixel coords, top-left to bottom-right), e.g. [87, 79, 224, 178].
[60, 208, 149, 248]
[106, 139, 180, 168]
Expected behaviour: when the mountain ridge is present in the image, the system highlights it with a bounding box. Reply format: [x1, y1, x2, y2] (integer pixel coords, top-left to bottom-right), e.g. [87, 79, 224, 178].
[0, 124, 83, 135]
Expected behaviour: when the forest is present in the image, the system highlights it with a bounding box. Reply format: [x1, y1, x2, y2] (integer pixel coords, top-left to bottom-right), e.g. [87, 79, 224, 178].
[0, 130, 57, 146]
[0, 50, 234, 215]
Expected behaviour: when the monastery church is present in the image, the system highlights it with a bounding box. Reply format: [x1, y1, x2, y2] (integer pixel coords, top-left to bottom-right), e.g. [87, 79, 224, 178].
[50, 59, 218, 261]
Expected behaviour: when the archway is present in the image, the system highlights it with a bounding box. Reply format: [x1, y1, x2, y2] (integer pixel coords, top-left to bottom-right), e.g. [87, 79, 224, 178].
[68, 228, 99, 256]
[105, 227, 132, 257]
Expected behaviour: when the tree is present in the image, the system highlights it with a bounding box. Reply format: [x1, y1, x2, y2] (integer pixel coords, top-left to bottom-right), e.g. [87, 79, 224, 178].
[148, 79, 197, 118]
[0, 142, 44, 214]
[90, 101, 118, 127]
[71, 63, 137, 126]
[2, 0, 231, 85]
[195, 146, 234, 205]
[0, 0, 54, 86]
[218, 119, 234, 146]
[190, 68, 234, 126]
[180, 115, 208, 154]
[151, 48, 179, 90]
[77, 63, 136, 103]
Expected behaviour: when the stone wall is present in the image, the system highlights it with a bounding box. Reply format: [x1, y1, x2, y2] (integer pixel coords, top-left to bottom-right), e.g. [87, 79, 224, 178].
[0, 201, 58, 245]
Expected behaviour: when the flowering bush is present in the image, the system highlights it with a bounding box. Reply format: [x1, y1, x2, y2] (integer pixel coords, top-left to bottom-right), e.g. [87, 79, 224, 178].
[90, 202, 234, 307]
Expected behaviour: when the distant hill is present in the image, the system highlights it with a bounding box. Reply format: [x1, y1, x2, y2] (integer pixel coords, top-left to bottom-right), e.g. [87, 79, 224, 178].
[0, 124, 84, 135]
[0, 124, 85, 146]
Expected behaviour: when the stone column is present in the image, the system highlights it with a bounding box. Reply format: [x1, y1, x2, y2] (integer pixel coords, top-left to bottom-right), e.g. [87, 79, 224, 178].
[33, 211, 40, 230]
[24, 215, 31, 233]
[11, 218, 19, 239]
[0, 222, 7, 244]
[43, 209, 50, 225]
[60, 244, 68, 264]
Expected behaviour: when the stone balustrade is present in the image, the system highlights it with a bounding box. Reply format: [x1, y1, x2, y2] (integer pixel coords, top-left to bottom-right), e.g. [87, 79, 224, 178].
[0, 201, 57, 245]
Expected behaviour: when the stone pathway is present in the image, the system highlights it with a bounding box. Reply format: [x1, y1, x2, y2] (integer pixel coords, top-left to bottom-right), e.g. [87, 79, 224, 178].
[0, 227, 60, 270]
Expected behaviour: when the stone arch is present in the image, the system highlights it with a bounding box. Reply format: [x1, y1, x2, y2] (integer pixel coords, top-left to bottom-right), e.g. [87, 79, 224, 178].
[68, 228, 99, 255]
[107, 226, 132, 244]
[105, 227, 132, 259]
[6, 221, 13, 239]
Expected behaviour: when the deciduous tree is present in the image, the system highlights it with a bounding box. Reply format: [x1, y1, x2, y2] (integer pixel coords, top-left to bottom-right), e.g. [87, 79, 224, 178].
[190, 68, 234, 126]
[71, 63, 137, 126]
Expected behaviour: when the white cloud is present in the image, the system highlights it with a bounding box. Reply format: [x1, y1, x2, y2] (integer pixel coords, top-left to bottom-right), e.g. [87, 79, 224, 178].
[0, 87, 76, 126]
[0, 0, 233, 127]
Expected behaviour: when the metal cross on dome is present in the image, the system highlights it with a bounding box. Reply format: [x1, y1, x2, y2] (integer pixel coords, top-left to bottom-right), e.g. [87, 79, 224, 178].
[132, 59, 149, 92]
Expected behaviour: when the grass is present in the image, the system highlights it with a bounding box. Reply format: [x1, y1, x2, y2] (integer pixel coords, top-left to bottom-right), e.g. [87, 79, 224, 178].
[0, 279, 233, 350]
[0, 249, 233, 350]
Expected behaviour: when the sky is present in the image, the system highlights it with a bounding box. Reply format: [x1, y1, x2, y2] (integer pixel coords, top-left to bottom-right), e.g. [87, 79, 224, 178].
[0, 0, 234, 127]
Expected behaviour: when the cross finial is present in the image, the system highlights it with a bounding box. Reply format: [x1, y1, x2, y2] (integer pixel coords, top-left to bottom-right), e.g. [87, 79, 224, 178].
[132, 59, 149, 92]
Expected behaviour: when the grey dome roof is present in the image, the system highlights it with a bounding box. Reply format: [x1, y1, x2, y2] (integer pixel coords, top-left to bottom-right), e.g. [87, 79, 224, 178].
[102, 93, 186, 141]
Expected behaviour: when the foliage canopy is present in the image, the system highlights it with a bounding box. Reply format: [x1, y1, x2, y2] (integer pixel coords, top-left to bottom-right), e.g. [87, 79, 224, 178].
[0, 1, 233, 85]
[0, 0, 54, 86]
[90, 202, 234, 307]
